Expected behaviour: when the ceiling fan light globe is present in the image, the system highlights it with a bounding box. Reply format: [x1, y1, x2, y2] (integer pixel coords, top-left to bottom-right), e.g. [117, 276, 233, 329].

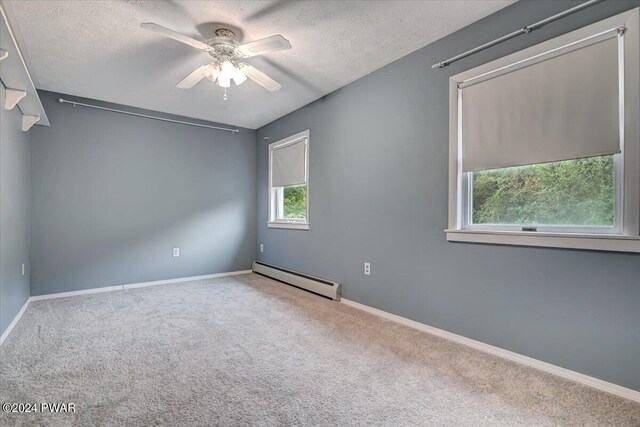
[233, 70, 247, 86]
[217, 75, 231, 88]
[203, 64, 221, 82]
[220, 60, 236, 80]
[221, 60, 235, 73]
[219, 71, 233, 81]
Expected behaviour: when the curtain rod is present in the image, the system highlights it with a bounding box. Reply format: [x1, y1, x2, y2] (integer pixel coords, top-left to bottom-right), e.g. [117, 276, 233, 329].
[431, 0, 605, 69]
[57, 98, 240, 134]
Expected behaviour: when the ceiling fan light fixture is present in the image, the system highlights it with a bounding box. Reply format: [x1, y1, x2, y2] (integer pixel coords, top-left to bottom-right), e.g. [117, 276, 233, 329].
[203, 63, 221, 82]
[217, 74, 231, 88]
[232, 68, 247, 86]
[219, 60, 235, 76]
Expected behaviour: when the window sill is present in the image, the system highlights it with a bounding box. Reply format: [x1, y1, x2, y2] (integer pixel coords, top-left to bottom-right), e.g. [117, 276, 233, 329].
[445, 229, 640, 253]
[268, 222, 310, 230]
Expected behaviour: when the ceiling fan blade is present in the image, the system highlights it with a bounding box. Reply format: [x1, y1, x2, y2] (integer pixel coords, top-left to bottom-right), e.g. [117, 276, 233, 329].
[141, 23, 209, 51]
[240, 63, 282, 92]
[234, 35, 291, 58]
[176, 65, 208, 89]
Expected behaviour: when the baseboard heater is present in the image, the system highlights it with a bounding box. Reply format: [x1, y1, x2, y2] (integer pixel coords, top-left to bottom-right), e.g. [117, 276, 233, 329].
[252, 261, 341, 301]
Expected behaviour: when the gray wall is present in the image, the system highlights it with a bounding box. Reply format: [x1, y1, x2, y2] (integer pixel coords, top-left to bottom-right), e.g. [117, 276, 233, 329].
[256, 0, 640, 391]
[30, 91, 256, 296]
[0, 84, 31, 335]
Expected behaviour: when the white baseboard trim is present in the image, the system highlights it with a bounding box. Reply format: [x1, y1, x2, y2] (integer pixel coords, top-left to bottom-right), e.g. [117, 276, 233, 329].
[341, 298, 640, 403]
[0, 297, 31, 345]
[122, 270, 253, 290]
[30, 285, 123, 301]
[29, 270, 252, 301]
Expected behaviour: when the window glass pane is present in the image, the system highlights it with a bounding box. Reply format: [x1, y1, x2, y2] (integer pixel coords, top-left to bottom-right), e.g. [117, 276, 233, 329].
[472, 155, 614, 226]
[280, 184, 307, 221]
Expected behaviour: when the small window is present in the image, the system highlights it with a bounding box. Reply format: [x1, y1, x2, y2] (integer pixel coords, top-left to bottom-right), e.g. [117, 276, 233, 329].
[447, 9, 640, 253]
[268, 130, 309, 230]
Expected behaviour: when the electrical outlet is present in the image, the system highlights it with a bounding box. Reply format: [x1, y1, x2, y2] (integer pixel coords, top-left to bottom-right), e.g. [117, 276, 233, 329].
[22, 263, 25, 276]
[173, 248, 180, 257]
[260, 244, 264, 253]
[364, 262, 371, 276]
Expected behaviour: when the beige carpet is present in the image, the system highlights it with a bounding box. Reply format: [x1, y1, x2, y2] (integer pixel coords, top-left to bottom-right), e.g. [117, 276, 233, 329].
[1, 273, 638, 426]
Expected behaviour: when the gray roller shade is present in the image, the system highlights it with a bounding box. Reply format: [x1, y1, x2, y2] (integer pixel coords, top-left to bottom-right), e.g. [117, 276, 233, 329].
[461, 36, 620, 172]
[271, 139, 307, 187]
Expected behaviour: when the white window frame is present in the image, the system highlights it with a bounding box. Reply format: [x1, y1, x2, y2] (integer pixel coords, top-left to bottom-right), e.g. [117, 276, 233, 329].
[267, 130, 310, 230]
[446, 8, 640, 253]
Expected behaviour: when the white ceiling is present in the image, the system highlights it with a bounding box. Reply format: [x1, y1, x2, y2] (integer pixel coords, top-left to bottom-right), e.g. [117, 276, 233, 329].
[6, 0, 514, 129]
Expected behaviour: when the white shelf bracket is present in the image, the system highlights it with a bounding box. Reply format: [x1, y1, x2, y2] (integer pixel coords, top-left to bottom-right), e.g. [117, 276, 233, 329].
[0, 49, 7, 61]
[4, 88, 26, 110]
[21, 114, 39, 131]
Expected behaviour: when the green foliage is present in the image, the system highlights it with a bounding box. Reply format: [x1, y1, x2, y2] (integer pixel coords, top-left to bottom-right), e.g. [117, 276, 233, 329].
[283, 185, 307, 219]
[473, 156, 614, 226]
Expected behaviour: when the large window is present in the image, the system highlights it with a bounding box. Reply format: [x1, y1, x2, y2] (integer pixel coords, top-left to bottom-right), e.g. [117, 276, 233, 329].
[268, 130, 309, 230]
[447, 9, 639, 253]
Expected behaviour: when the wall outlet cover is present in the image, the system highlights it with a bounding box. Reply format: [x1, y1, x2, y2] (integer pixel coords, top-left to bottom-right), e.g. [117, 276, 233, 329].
[364, 262, 371, 276]
[173, 248, 180, 257]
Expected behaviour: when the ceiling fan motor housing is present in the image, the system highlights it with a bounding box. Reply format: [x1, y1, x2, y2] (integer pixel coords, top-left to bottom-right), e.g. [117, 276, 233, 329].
[207, 28, 241, 62]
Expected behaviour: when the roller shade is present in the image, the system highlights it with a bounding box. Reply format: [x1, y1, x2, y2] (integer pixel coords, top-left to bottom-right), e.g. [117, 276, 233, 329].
[271, 138, 307, 187]
[461, 36, 621, 172]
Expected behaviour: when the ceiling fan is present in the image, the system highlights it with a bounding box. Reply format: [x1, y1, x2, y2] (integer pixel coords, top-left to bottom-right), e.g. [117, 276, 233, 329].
[141, 23, 291, 100]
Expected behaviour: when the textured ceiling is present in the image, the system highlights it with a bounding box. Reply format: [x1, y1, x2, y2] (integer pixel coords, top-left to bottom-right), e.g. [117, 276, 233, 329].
[6, 0, 514, 129]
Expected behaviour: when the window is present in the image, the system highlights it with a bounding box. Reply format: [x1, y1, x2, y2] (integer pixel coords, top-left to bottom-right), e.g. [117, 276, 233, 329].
[447, 9, 640, 253]
[268, 130, 309, 230]
[467, 155, 619, 233]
